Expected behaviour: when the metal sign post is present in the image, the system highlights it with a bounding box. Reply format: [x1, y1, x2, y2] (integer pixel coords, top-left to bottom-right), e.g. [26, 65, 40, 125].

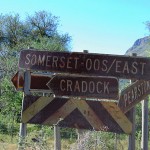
[18, 123, 27, 150]
[128, 53, 137, 150]
[54, 125, 61, 150]
[128, 107, 136, 150]
[18, 70, 31, 150]
[141, 98, 149, 150]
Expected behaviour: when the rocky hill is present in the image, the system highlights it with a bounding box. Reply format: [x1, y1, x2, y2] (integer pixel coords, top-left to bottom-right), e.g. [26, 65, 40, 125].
[125, 36, 150, 56]
[120, 36, 150, 90]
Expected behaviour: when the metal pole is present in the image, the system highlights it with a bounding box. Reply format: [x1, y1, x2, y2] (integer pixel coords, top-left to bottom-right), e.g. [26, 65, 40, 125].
[128, 53, 137, 150]
[114, 133, 117, 150]
[141, 98, 149, 150]
[18, 70, 31, 149]
[24, 70, 31, 95]
[128, 107, 136, 150]
[54, 125, 61, 150]
[76, 50, 89, 149]
[18, 123, 27, 150]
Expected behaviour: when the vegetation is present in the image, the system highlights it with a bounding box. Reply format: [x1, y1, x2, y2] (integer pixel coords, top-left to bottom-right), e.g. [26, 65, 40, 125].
[0, 10, 72, 146]
[0, 10, 150, 149]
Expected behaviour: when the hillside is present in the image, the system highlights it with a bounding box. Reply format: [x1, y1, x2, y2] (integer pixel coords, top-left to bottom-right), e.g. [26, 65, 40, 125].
[125, 36, 150, 56]
[120, 36, 150, 90]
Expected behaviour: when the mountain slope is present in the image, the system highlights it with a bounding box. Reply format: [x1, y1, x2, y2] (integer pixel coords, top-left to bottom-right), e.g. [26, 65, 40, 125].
[125, 36, 150, 56]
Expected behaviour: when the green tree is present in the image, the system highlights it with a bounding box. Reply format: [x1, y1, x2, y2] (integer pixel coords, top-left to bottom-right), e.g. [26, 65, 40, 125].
[0, 11, 71, 52]
[0, 10, 71, 136]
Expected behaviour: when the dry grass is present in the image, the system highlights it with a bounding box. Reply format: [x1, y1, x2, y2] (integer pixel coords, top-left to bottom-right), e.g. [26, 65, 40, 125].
[0, 132, 149, 150]
[0, 139, 75, 150]
[0, 143, 17, 150]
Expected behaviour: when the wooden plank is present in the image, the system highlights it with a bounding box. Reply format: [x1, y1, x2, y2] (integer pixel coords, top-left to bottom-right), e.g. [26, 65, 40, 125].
[101, 101, 132, 134]
[22, 96, 54, 123]
[72, 100, 106, 131]
[43, 100, 76, 125]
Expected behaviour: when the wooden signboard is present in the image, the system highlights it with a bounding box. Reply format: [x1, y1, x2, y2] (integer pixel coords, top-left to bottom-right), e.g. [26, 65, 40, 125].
[118, 80, 150, 113]
[12, 72, 118, 99]
[19, 49, 150, 80]
[47, 74, 119, 99]
[22, 95, 132, 134]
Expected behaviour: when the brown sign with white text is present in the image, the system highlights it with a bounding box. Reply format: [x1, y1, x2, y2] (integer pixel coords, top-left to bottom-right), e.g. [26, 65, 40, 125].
[118, 80, 150, 113]
[47, 74, 119, 99]
[19, 49, 150, 80]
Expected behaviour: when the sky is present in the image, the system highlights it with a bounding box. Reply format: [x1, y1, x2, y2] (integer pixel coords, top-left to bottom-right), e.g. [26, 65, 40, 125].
[0, 0, 150, 55]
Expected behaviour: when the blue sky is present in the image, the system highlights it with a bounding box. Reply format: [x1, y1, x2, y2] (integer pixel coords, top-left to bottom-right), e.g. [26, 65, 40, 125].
[0, 0, 150, 55]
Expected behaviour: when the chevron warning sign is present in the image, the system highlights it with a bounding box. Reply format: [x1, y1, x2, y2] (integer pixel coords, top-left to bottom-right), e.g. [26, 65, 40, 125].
[22, 95, 132, 134]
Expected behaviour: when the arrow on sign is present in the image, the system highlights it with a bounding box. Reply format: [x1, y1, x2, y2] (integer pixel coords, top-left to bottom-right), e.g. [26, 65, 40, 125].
[118, 80, 150, 113]
[11, 71, 52, 92]
[11, 71, 24, 91]
[47, 74, 119, 100]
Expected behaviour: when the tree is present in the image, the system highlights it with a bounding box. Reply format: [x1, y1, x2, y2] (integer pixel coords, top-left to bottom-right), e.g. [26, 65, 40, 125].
[0, 11, 71, 136]
[27, 10, 58, 38]
[0, 11, 71, 52]
[0, 13, 27, 48]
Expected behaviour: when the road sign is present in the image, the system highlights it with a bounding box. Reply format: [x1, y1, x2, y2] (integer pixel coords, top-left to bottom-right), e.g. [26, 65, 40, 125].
[19, 49, 150, 80]
[22, 95, 132, 134]
[11, 71, 52, 92]
[118, 80, 150, 113]
[47, 74, 119, 100]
